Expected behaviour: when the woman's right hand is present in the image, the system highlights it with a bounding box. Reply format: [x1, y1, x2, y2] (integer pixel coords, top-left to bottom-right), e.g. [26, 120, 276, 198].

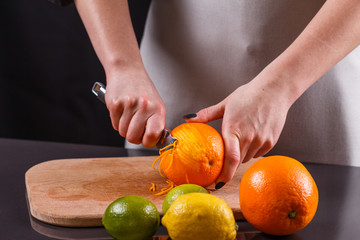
[105, 67, 166, 148]
[74, 0, 166, 147]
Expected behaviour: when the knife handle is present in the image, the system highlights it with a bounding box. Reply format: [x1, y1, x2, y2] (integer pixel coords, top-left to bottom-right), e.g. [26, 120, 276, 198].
[156, 128, 171, 149]
[92, 82, 106, 104]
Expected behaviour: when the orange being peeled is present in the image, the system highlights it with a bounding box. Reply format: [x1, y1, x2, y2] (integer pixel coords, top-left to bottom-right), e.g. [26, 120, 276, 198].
[153, 123, 224, 188]
[239, 155, 319, 236]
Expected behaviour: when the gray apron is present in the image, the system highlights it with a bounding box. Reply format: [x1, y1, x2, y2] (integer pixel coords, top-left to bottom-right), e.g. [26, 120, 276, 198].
[127, 0, 360, 167]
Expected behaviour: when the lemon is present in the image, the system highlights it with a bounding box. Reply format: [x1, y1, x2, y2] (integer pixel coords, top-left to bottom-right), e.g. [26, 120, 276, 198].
[162, 184, 208, 215]
[162, 193, 237, 240]
[102, 195, 160, 240]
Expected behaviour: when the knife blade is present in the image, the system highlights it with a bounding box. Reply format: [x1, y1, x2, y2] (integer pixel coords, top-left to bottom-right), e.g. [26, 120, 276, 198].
[91, 82, 177, 149]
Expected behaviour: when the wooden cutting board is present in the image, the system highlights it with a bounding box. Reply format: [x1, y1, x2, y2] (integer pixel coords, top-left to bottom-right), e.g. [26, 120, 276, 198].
[25, 156, 258, 227]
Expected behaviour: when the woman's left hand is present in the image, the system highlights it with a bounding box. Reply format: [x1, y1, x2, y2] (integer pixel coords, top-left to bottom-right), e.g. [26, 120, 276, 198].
[185, 74, 293, 185]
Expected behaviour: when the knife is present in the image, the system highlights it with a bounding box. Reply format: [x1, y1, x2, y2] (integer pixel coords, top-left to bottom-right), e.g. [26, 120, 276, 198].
[91, 82, 177, 149]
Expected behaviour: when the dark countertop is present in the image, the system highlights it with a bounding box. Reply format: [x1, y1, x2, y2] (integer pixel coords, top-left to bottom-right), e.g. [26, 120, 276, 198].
[1, 138, 359, 240]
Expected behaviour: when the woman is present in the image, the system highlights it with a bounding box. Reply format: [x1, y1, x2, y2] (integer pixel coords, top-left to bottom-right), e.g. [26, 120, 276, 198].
[54, 0, 360, 189]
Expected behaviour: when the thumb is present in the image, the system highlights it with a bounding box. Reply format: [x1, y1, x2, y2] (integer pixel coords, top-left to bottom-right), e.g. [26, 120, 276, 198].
[183, 103, 224, 123]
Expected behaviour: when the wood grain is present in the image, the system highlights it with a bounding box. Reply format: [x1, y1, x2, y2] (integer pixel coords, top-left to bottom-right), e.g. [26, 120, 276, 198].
[25, 156, 258, 227]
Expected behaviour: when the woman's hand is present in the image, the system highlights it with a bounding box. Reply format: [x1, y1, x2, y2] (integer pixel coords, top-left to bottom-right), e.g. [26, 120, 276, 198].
[75, 0, 167, 148]
[185, 72, 293, 186]
[105, 67, 166, 148]
[185, 0, 360, 186]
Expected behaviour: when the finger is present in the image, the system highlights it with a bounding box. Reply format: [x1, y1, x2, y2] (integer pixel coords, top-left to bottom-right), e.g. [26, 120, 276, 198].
[254, 140, 273, 158]
[107, 100, 123, 132]
[184, 103, 224, 123]
[215, 131, 241, 187]
[142, 114, 165, 148]
[125, 112, 147, 145]
[239, 133, 267, 163]
[242, 140, 262, 163]
[118, 107, 135, 138]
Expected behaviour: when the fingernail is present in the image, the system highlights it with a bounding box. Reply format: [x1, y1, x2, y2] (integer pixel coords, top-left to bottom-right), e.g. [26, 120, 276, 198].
[215, 182, 226, 190]
[183, 113, 197, 119]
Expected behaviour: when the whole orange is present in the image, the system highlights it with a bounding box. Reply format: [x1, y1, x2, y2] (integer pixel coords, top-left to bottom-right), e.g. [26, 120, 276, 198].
[154, 123, 224, 187]
[239, 155, 318, 236]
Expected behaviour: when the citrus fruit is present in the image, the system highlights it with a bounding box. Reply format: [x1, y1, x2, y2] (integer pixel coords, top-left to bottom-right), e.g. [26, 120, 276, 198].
[239, 155, 319, 236]
[162, 184, 208, 215]
[162, 193, 237, 240]
[102, 195, 160, 240]
[153, 123, 224, 187]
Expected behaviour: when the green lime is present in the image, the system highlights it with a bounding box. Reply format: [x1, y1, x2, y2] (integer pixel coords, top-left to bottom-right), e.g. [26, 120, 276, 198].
[102, 195, 160, 240]
[162, 184, 208, 215]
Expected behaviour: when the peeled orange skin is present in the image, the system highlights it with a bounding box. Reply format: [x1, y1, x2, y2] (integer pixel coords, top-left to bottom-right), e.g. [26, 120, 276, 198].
[239, 155, 319, 236]
[160, 123, 224, 187]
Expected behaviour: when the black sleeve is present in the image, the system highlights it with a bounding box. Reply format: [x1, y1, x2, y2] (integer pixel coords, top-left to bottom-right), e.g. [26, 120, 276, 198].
[48, 0, 74, 6]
